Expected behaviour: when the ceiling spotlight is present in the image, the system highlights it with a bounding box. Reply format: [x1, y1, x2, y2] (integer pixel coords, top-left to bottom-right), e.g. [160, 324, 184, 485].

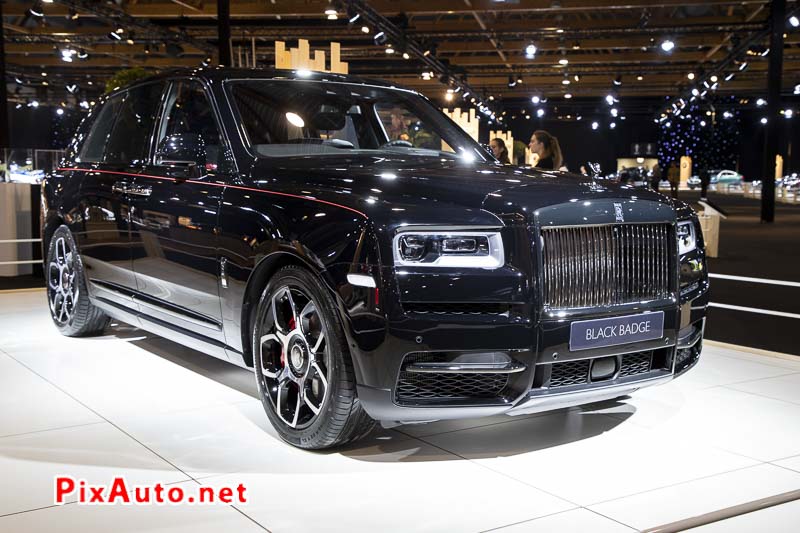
[725, 73, 735, 81]
[660, 39, 675, 52]
[348, 13, 361, 24]
[109, 31, 122, 40]
[79, 100, 89, 109]
[613, 75, 622, 86]
[591, 121, 599, 130]
[760, 117, 768, 124]
[710, 75, 718, 82]
[508, 76, 517, 88]
[739, 61, 748, 71]
[692, 88, 700, 96]
[791, 16, 800, 27]
[723, 111, 733, 119]
[324, 8, 337, 19]
[610, 108, 618, 117]
[609, 122, 616, 129]
[687, 72, 695, 80]
[562, 78, 570, 85]
[56, 108, 64, 116]
[564, 93, 572, 99]
[373, 31, 387, 45]
[785, 109, 794, 118]
[525, 43, 537, 57]
[558, 58, 569, 65]
[361, 25, 370, 33]
[605, 94, 615, 105]
[573, 41, 581, 50]
[445, 92, 454, 102]
[402, 52, 410, 59]
[637, 75, 643, 81]
[574, 74, 580, 82]
[700, 120, 706, 127]
[757, 98, 767, 106]
[29, 100, 40, 108]
[795, 84, 800, 94]
[385, 45, 395, 54]
[126, 36, 135, 45]
[537, 108, 545, 117]
[531, 95, 541, 104]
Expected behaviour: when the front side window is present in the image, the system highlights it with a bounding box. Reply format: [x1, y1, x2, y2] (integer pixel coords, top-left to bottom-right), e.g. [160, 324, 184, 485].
[77, 94, 124, 163]
[227, 80, 483, 160]
[158, 80, 227, 171]
[104, 82, 166, 165]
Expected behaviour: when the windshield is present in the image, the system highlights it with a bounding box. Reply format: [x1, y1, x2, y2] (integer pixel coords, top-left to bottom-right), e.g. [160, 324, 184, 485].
[227, 79, 487, 161]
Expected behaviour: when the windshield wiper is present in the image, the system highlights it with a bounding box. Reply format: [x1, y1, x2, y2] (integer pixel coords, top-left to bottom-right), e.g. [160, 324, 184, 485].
[285, 138, 354, 149]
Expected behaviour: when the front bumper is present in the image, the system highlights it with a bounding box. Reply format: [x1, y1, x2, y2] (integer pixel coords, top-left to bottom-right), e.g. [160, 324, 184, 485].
[354, 292, 706, 425]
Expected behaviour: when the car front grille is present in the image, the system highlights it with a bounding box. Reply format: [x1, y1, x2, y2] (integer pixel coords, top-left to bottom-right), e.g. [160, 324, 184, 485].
[395, 353, 509, 404]
[618, 351, 653, 377]
[541, 223, 674, 309]
[545, 350, 659, 390]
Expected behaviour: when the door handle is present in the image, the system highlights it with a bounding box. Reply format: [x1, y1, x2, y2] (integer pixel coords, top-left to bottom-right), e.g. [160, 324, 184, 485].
[112, 181, 128, 195]
[111, 181, 152, 197]
[126, 184, 152, 197]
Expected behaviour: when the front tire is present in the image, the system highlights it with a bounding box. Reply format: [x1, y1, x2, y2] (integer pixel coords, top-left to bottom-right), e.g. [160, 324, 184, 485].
[46, 226, 109, 336]
[252, 266, 376, 449]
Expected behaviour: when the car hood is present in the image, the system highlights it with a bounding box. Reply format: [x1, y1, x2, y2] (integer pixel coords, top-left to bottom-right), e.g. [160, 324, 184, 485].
[248, 154, 677, 228]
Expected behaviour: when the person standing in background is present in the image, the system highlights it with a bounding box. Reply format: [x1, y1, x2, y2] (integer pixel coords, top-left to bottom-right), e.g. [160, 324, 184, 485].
[489, 138, 510, 164]
[699, 167, 712, 200]
[528, 130, 564, 170]
[651, 161, 662, 191]
[667, 161, 680, 198]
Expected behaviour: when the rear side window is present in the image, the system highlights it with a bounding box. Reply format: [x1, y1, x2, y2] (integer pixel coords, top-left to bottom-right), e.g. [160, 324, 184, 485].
[77, 94, 123, 163]
[103, 82, 166, 165]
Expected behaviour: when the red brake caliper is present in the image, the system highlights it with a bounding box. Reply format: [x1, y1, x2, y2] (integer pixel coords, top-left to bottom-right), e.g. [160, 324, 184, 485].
[281, 317, 297, 367]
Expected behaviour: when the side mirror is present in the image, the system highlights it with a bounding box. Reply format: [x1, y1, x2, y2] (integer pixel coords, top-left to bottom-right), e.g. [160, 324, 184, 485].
[155, 133, 206, 178]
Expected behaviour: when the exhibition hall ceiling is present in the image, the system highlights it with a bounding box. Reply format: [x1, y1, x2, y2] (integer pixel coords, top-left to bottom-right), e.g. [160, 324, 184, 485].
[3, 0, 799, 104]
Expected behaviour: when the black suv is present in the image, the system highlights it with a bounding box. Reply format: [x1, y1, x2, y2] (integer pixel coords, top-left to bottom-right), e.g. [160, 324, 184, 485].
[42, 68, 708, 449]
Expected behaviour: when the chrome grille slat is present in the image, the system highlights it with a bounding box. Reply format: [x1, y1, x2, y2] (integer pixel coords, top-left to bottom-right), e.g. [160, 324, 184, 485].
[541, 223, 673, 309]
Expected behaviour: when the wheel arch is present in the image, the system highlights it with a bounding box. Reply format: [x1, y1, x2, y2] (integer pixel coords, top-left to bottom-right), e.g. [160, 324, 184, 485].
[239, 250, 338, 368]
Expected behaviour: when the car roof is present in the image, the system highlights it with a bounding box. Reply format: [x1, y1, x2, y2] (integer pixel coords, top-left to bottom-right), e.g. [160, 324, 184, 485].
[109, 67, 419, 96]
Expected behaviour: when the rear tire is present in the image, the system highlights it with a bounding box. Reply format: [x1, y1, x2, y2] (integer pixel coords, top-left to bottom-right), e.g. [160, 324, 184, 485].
[46, 226, 109, 337]
[252, 265, 376, 449]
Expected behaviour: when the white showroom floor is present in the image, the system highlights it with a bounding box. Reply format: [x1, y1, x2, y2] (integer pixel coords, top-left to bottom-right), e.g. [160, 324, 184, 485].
[1, 289, 800, 532]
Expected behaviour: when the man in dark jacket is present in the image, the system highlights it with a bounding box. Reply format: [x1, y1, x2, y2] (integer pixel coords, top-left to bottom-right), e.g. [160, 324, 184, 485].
[700, 168, 712, 200]
[651, 162, 662, 191]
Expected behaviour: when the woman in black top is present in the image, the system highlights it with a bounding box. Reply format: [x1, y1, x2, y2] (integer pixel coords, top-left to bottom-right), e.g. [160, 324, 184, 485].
[489, 137, 511, 164]
[528, 130, 563, 170]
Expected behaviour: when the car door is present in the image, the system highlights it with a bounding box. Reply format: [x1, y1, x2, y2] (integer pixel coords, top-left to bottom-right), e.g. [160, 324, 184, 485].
[129, 79, 229, 341]
[71, 90, 139, 309]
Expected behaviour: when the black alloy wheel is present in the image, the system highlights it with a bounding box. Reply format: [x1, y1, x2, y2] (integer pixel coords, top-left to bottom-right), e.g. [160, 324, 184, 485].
[253, 266, 375, 449]
[46, 226, 109, 336]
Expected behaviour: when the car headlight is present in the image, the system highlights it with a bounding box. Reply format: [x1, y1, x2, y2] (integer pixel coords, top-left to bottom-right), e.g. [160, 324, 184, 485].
[393, 230, 504, 268]
[677, 220, 697, 255]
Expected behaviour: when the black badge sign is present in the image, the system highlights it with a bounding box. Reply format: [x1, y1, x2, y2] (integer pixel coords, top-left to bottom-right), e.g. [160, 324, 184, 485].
[570, 311, 664, 351]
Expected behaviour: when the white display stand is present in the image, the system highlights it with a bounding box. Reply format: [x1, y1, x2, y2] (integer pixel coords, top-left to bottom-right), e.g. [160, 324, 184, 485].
[0, 183, 34, 276]
[697, 200, 726, 259]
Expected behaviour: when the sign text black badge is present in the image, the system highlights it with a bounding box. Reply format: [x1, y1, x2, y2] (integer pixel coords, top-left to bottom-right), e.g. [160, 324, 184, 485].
[570, 311, 664, 351]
